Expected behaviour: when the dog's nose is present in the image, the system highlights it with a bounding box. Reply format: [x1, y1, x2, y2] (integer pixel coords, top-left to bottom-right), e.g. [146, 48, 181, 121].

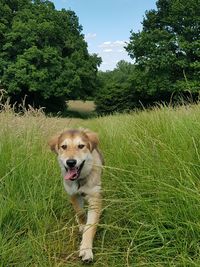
[66, 159, 77, 168]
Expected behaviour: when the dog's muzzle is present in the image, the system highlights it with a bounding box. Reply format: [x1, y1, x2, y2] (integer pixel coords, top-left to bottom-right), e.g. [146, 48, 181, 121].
[64, 160, 85, 181]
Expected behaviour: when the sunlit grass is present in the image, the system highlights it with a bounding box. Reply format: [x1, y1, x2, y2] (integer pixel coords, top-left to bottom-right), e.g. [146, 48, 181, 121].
[1, 103, 200, 266]
[67, 100, 95, 113]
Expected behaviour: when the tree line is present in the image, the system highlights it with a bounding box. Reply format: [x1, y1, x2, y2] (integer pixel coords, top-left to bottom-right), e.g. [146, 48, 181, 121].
[0, 0, 101, 112]
[0, 0, 199, 114]
[95, 0, 200, 114]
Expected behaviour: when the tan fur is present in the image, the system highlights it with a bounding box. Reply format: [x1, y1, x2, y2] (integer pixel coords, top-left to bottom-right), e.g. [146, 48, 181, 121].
[83, 129, 99, 151]
[48, 134, 59, 153]
[70, 194, 86, 225]
[48, 128, 103, 262]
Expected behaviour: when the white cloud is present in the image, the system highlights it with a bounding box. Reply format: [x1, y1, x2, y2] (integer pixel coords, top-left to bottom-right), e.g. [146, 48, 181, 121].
[98, 42, 108, 48]
[113, 40, 126, 46]
[103, 49, 113, 53]
[99, 40, 127, 49]
[101, 61, 109, 65]
[84, 33, 97, 41]
[86, 39, 132, 71]
[99, 41, 111, 48]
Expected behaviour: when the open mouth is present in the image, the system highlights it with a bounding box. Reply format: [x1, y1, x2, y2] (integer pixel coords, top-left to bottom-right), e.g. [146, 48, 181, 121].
[64, 161, 85, 181]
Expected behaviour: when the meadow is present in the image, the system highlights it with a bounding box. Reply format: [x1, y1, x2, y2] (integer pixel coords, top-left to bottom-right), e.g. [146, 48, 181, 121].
[66, 101, 96, 119]
[1, 102, 200, 266]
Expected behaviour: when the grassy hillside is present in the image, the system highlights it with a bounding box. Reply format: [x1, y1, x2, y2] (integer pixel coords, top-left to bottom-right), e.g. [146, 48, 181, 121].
[1, 104, 200, 266]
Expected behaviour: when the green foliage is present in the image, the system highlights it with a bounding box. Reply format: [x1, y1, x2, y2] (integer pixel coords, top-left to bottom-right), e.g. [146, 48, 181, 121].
[95, 61, 137, 114]
[126, 0, 200, 97]
[0, 0, 101, 112]
[96, 0, 200, 115]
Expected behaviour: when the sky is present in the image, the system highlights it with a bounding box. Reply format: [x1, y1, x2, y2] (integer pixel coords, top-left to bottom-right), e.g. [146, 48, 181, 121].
[52, 0, 157, 71]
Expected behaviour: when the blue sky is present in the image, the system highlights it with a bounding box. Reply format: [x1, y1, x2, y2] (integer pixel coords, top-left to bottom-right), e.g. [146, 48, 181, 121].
[52, 0, 157, 71]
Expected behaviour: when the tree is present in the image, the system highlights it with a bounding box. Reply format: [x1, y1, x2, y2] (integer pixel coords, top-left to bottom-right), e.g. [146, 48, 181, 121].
[0, 0, 101, 112]
[126, 0, 200, 103]
[95, 61, 137, 114]
[95, 0, 200, 115]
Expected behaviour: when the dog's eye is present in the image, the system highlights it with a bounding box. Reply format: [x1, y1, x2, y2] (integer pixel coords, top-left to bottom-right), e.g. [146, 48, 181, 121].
[78, 144, 85, 149]
[61, 145, 67, 150]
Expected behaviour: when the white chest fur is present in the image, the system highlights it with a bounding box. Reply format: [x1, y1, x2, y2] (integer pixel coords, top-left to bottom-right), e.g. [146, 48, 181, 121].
[63, 179, 79, 195]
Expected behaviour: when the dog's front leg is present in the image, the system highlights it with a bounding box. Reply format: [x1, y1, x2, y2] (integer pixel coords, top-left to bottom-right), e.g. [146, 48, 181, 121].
[70, 194, 86, 232]
[79, 193, 102, 262]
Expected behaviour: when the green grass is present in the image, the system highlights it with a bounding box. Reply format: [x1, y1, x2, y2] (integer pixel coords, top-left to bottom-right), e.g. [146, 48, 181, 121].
[1, 104, 200, 266]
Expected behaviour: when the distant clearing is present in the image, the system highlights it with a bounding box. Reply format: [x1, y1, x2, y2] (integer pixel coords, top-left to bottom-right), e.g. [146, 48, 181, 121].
[67, 100, 95, 113]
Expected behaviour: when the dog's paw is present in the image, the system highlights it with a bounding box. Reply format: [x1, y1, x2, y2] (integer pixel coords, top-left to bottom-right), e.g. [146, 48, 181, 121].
[79, 247, 93, 262]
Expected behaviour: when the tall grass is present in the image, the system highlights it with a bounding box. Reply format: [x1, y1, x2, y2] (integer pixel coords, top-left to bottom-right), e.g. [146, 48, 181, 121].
[1, 103, 200, 266]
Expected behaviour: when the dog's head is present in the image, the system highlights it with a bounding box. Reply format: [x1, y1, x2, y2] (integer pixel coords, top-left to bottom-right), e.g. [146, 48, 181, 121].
[48, 129, 99, 181]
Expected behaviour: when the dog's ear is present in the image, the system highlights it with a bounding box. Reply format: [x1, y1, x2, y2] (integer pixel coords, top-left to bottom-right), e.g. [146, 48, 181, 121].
[48, 134, 60, 154]
[84, 130, 99, 151]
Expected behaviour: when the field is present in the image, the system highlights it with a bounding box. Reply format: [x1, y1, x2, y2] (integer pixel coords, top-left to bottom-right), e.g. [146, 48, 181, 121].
[67, 100, 95, 113]
[1, 103, 200, 266]
[67, 101, 96, 118]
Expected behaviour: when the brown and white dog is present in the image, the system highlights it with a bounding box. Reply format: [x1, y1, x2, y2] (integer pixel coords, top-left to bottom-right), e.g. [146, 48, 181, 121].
[48, 129, 103, 262]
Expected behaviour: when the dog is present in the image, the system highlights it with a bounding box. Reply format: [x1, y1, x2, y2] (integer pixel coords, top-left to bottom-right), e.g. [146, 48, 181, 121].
[48, 128, 103, 262]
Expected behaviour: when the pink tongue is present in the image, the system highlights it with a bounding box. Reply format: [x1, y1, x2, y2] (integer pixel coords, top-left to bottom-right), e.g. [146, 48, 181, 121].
[64, 168, 78, 180]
